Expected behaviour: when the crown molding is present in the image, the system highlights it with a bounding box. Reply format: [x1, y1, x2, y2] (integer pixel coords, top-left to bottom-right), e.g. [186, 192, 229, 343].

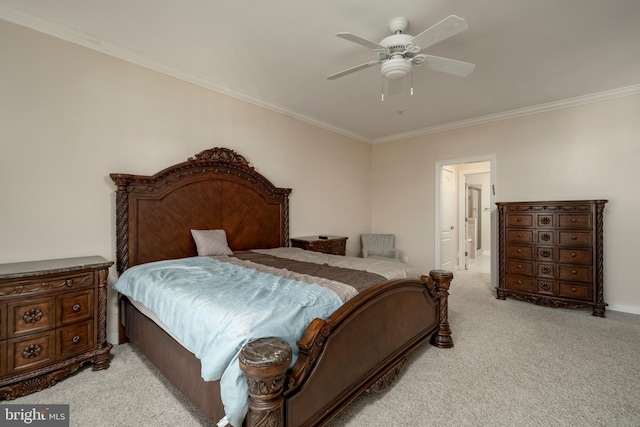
[0, 5, 370, 143]
[373, 83, 640, 143]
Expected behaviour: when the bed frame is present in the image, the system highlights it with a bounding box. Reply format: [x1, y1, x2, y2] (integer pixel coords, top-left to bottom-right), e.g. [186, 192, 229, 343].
[110, 147, 453, 427]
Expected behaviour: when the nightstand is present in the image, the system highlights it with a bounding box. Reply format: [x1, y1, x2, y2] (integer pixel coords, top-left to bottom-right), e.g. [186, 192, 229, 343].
[0, 256, 113, 399]
[290, 236, 348, 256]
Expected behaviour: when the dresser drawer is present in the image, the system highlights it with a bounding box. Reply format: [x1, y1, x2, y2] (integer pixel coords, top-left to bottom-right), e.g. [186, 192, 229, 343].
[537, 230, 554, 244]
[559, 231, 592, 246]
[536, 247, 555, 262]
[558, 265, 592, 283]
[505, 275, 534, 292]
[0, 273, 94, 298]
[506, 260, 533, 276]
[558, 283, 592, 301]
[57, 320, 94, 359]
[506, 213, 533, 227]
[506, 230, 533, 243]
[505, 245, 533, 260]
[558, 248, 592, 265]
[558, 213, 592, 229]
[58, 290, 93, 326]
[537, 263, 555, 278]
[536, 280, 556, 295]
[7, 298, 55, 338]
[7, 330, 55, 374]
[536, 214, 554, 228]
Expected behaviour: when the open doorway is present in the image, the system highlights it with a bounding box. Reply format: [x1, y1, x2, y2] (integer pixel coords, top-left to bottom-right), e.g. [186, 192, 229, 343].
[435, 155, 496, 286]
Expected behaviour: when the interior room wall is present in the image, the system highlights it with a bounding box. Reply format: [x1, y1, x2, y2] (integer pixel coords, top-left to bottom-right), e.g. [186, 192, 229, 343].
[0, 20, 372, 343]
[372, 92, 640, 314]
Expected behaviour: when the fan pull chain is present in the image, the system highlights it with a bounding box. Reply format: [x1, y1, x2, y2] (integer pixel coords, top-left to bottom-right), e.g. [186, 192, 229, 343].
[381, 75, 384, 101]
[410, 72, 414, 96]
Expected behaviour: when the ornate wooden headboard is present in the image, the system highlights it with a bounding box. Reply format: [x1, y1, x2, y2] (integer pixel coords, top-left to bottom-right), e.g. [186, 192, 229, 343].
[110, 147, 291, 274]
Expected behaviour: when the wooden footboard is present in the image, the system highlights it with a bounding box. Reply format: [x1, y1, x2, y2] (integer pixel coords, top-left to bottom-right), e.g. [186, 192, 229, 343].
[239, 270, 453, 427]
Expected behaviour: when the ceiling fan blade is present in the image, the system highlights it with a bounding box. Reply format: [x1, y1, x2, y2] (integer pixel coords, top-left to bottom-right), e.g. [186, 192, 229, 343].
[326, 60, 381, 80]
[419, 55, 475, 77]
[409, 15, 468, 51]
[335, 32, 388, 51]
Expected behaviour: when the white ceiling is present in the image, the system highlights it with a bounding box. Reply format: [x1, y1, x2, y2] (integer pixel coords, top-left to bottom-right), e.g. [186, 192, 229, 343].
[2, 0, 640, 142]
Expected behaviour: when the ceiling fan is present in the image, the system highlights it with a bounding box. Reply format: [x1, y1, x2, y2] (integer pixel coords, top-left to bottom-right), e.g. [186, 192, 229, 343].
[327, 15, 475, 82]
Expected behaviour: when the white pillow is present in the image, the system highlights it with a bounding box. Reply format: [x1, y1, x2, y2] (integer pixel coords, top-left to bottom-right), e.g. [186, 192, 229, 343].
[191, 229, 233, 256]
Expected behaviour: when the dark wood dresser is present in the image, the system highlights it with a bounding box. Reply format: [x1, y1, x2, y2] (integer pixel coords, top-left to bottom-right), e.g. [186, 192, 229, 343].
[0, 256, 113, 399]
[496, 200, 607, 316]
[290, 236, 348, 256]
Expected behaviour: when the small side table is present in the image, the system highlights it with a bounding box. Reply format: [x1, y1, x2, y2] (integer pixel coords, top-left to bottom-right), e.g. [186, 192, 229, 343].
[290, 236, 348, 256]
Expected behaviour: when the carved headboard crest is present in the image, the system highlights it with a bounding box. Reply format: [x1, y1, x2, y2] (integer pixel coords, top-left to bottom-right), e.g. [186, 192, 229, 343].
[188, 147, 251, 168]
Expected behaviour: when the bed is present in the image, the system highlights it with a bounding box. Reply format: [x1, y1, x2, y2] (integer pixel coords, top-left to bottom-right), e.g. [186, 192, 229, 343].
[110, 147, 454, 427]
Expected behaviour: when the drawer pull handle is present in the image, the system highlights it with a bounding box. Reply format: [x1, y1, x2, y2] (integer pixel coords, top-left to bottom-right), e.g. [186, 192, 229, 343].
[22, 308, 43, 324]
[517, 264, 522, 269]
[517, 249, 522, 253]
[571, 218, 577, 223]
[72, 335, 81, 344]
[571, 287, 577, 292]
[517, 280, 522, 285]
[517, 233, 522, 237]
[517, 218, 522, 222]
[22, 344, 42, 360]
[571, 235, 578, 240]
[72, 304, 81, 312]
[572, 270, 578, 274]
[571, 252, 577, 257]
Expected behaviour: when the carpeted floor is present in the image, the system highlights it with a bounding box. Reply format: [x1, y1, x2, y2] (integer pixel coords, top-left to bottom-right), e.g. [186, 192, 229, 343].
[4, 269, 640, 426]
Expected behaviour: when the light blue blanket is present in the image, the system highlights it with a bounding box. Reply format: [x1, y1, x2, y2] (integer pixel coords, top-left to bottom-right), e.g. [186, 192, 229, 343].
[112, 256, 344, 427]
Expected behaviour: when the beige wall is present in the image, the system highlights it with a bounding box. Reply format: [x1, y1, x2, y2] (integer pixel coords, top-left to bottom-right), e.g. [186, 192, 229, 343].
[372, 92, 640, 314]
[0, 20, 373, 343]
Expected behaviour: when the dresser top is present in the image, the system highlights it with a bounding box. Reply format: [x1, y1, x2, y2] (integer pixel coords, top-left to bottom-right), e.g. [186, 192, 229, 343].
[0, 256, 113, 280]
[496, 199, 608, 206]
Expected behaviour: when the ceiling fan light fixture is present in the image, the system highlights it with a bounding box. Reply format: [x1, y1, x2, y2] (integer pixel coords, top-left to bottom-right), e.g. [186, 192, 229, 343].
[381, 58, 412, 80]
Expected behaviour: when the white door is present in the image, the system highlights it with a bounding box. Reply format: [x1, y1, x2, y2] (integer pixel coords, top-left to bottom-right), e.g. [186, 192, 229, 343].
[441, 167, 455, 270]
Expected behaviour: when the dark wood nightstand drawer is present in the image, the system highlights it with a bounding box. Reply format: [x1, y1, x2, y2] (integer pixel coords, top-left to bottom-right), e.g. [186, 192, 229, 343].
[291, 236, 348, 256]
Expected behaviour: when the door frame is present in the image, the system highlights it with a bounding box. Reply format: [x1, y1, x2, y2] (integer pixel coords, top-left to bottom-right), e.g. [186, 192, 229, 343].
[435, 154, 497, 285]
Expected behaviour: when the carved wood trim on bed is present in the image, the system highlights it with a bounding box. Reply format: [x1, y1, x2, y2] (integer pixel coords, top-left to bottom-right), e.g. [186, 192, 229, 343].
[110, 147, 291, 275]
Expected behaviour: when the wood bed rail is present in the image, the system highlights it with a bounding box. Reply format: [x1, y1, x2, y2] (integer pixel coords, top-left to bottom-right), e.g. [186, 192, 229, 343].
[238, 269, 454, 427]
